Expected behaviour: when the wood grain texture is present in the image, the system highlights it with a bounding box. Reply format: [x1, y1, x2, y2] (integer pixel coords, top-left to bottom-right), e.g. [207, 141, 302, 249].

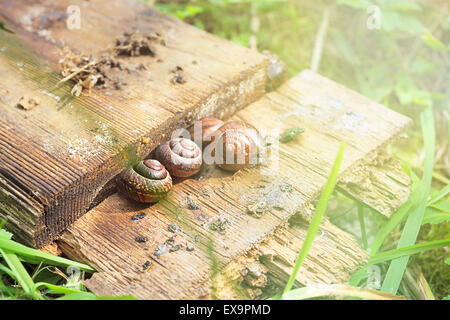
[337, 150, 411, 217]
[0, 0, 268, 247]
[59, 71, 412, 299]
[215, 214, 370, 299]
[215, 152, 411, 299]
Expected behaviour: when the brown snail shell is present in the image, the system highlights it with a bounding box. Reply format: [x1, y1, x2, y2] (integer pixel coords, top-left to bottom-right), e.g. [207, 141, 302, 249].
[117, 159, 172, 203]
[188, 118, 224, 149]
[155, 138, 202, 178]
[211, 121, 264, 151]
[213, 124, 260, 172]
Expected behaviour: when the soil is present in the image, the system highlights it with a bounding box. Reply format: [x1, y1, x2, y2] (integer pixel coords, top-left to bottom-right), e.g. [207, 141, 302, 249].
[16, 95, 40, 110]
[58, 31, 165, 95]
[114, 31, 158, 57]
[170, 65, 186, 84]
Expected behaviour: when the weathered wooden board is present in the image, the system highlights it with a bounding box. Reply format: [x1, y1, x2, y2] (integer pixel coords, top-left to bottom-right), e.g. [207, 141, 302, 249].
[0, 0, 268, 247]
[40, 150, 410, 298]
[38, 149, 411, 298]
[58, 71, 412, 299]
[216, 150, 411, 299]
[337, 150, 411, 217]
[215, 214, 370, 299]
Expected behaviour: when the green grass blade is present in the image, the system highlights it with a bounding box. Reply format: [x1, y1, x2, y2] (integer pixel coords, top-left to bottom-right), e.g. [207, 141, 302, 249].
[56, 292, 98, 300]
[0, 229, 12, 240]
[0, 238, 94, 272]
[428, 199, 450, 213]
[351, 172, 421, 286]
[369, 239, 450, 265]
[0, 277, 29, 299]
[369, 170, 423, 255]
[33, 282, 83, 295]
[0, 262, 15, 279]
[369, 196, 415, 255]
[381, 107, 435, 294]
[0, 248, 39, 299]
[351, 238, 449, 287]
[357, 204, 368, 249]
[278, 284, 405, 300]
[0, 277, 12, 298]
[31, 282, 138, 300]
[348, 268, 370, 286]
[282, 142, 345, 295]
[57, 292, 138, 300]
[427, 183, 450, 206]
[95, 295, 139, 300]
[422, 206, 450, 225]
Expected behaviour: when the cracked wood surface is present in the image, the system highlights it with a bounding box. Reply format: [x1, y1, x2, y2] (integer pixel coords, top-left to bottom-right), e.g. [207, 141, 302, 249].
[216, 151, 411, 299]
[337, 150, 411, 217]
[0, 0, 268, 247]
[59, 71, 412, 299]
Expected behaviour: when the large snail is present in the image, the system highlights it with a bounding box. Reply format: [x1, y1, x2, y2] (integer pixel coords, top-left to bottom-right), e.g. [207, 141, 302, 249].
[155, 137, 202, 178]
[117, 159, 172, 203]
[188, 118, 224, 149]
[213, 121, 264, 150]
[212, 121, 263, 172]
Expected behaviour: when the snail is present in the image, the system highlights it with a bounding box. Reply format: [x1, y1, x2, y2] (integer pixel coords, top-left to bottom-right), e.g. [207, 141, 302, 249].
[155, 137, 202, 178]
[212, 121, 263, 172]
[212, 121, 264, 150]
[117, 159, 172, 203]
[188, 117, 224, 149]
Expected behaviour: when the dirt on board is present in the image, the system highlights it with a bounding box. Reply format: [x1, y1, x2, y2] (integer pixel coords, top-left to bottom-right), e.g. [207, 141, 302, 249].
[58, 31, 182, 96]
[16, 95, 40, 110]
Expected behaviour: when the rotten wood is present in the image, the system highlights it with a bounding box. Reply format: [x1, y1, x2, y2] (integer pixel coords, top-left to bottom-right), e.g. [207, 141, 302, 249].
[40, 241, 62, 256]
[58, 71, 412, 299]
[216, 213, 370, 299]
[0, 0, 268, 247]
[337, 150, 411, 217]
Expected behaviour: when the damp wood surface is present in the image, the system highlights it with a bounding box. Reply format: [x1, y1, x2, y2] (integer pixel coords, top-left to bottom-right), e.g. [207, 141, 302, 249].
[58, 71, 412, 299]
[0, 0, 268, 247]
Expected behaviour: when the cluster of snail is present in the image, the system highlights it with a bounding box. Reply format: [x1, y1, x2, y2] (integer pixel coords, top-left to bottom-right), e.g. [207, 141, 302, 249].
[117, 118, 263, 203]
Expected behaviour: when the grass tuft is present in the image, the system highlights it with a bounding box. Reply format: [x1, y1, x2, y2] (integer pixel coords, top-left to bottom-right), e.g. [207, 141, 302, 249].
[0, 220, 137, 300]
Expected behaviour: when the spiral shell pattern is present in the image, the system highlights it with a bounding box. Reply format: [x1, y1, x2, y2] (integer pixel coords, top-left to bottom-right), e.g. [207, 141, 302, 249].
[188, 118, 224, 149]
[212, 121, 262, 171]
[117, 159, 172, 203]
[215, 121, 264, 151]
[155, 138, 202, 178]
[214, 129, 258, 172]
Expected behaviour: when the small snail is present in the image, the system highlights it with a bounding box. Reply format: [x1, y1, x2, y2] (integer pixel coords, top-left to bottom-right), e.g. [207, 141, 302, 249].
[188, 118, 224, 149]
[117, 159, 172, 203]
[212, 121, 262, 172]
[155, 138, 202, 178]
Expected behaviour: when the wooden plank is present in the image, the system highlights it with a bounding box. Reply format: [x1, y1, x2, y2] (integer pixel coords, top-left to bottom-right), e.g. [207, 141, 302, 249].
[0, 0, 268, 247]
[58, 71, 412, 299]
[34, 152, 410, 298]
[212, 149, 411, 299]
[216, 215, 370, 299]
[337, 150, 411, 217]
